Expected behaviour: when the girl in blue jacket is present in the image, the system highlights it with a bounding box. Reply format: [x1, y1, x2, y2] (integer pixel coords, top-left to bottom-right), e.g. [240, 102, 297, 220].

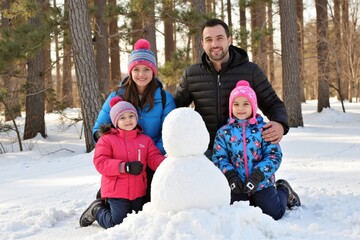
[212, 80, 300, 220]
[91, 39, 176, 203]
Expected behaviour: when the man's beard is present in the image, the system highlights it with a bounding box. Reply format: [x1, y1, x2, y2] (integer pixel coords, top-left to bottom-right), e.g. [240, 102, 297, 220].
[208, 48, 228, 61]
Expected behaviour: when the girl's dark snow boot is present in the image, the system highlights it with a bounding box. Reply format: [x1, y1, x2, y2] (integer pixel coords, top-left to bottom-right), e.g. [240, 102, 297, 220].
[79, 199, 104, 227]
[276, 179, 301, 209]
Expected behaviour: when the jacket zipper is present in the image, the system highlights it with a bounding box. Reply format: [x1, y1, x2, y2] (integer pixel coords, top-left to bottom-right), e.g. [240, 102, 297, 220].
[242, 121, 249, 178]
[217, 75, 221, 124]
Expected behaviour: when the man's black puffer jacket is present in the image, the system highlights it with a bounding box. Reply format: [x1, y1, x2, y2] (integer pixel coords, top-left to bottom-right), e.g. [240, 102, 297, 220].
[174, 45, 289, 149]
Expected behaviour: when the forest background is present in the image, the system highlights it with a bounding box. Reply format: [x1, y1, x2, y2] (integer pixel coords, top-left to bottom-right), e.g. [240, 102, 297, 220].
[0, 0, 359, 153]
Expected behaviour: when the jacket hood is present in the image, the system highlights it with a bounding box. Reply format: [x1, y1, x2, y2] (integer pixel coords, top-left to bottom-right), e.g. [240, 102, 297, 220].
[99, 123, 112, 136]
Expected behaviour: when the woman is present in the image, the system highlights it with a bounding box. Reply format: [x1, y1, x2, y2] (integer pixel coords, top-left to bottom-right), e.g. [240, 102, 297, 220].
[91, 39, 176, 203]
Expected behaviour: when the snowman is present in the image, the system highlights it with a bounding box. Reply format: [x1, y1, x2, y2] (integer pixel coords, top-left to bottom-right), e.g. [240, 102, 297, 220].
[151, 107, 230, 212]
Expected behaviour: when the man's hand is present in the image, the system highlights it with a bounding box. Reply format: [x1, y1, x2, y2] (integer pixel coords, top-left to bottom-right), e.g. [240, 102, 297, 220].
[262, 121, 284, 144]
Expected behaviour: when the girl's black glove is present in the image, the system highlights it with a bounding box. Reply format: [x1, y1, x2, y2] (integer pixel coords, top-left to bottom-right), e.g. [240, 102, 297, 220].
[125, 161, 144, 175]
[225, 170, 243, 194]
[243, 168, 265, 194]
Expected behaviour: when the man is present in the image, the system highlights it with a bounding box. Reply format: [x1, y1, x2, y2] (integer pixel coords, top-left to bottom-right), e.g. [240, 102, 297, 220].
[174, 18, 289, 158]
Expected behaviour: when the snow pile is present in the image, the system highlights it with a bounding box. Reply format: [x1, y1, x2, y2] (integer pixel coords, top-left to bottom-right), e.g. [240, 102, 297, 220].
[87, 201, 286, 240]
[1, 100, 360, 240]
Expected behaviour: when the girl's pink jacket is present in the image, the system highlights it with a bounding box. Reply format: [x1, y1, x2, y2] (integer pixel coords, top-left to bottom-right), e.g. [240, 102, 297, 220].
[93, 127, 165, 200]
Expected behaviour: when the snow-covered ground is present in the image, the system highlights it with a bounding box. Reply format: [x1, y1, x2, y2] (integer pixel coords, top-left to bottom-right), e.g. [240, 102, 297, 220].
[1, 99, 359, 240]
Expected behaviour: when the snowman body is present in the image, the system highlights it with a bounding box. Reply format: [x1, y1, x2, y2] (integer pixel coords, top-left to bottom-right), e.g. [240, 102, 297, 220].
[151, 108, 230, 212]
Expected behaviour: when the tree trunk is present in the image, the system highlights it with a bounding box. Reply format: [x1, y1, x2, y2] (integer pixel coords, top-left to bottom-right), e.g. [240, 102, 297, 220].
[23, 0, 46, 140]
[53, 0, 62, 105]
[250, 2, 258, 61]
[239, 0, 247, 51]
[62, 0, 73, 108]
[163, 0, 176, 92]
[163, 0, 175, 62]
[315, 0, 330, 112]
[2, 0, 21, 121]
[226, 0, 232, 36]
[24, 52, 46, 139]
[68, 0, 102, 152]
[279, 0, 303, 127]
[220, 0, 225, 21]
[250, 0, 267, 75]
[108, 0, 121, 87]
[62, 44, 73, 108]
[332, 0, 340, 100]
[130, 0, 157, 62]
[144, 0, 157, 61]
[43, 0, 54, 113]
[192, 0, 205, 63]
[296, 0, 306, 102]
[342, 0, 351, 101]
[130, 0, 143, 41]
[267, 1, 275, 86]
[94, 0, 109, 100]
[205, 0, 214, 13]
[3, 75, 21, 121]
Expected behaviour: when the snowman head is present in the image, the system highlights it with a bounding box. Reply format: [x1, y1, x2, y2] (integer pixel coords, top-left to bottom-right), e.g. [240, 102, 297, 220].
[162, 108, 209, 157]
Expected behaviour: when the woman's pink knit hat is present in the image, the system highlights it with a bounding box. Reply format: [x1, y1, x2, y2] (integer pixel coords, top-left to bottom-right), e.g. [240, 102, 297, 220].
[128, 39, 157, 75]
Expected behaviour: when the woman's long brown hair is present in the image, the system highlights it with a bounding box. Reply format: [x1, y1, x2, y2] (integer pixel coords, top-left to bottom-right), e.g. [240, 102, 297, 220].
[118, 75, 158, 111]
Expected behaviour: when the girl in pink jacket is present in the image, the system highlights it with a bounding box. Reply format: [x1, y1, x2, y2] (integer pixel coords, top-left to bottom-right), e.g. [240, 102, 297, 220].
[79, 96, 165, 229]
